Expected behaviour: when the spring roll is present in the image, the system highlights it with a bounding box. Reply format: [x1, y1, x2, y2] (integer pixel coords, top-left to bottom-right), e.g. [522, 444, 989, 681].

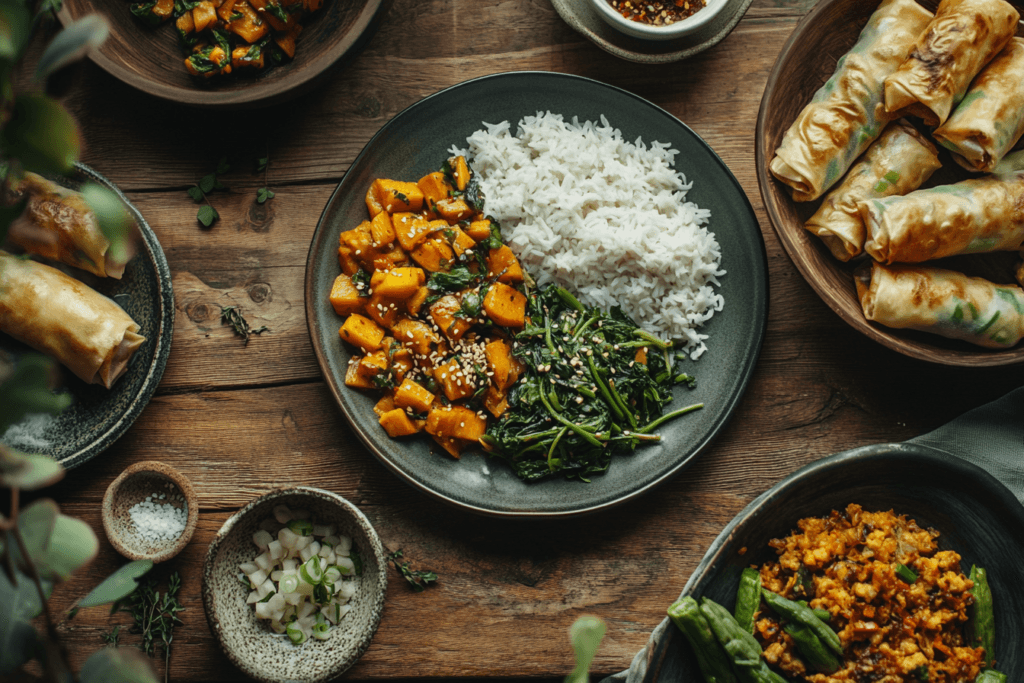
[859, 172, 1024, 264]
[932, 38, 1024, 173]
[883, 0, 1019, 127]
[804, 120, 941, 261]
[856, 262, 1024, 348]
[4, 172, 130, 279]
[0, 251, 144, 388]
[769, 0, 933, 202]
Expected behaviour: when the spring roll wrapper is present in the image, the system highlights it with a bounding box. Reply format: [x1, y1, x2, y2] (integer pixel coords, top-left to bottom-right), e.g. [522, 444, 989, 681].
[859, 172, 1024, 264]
[4, 172, 127, 279]
[804, 120, 941, 261]
[769, 0, 933, 202]
[933, 39, 1024, 173]
[856, 262, 1024, 348]
[0, 251, 144, 388]
[883, 0, 1019, 127]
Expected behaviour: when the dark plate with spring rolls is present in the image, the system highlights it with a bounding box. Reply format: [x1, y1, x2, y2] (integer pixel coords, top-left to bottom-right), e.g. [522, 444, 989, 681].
[637, 442, 1024, 683]
[0, 163, 174, 469]
[756, 0, 1024, 366]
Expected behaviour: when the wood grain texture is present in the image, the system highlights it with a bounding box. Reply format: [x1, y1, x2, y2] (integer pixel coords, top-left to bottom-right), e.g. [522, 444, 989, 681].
[15, 0, 1024, 680]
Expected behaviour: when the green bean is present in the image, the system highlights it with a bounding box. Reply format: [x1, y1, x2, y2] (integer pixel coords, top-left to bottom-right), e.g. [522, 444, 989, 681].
[975, 670, 1007, 683]
[734, 568, 761, 634]
[895, 563, 918, 583]
[782, 622, 840, 673]
[968, 565, 996, 668]
[761, 590, 842, 656]
[797, 601, 831, 622]
[700, 598, 788, 683]
[667, 597, 737, 683]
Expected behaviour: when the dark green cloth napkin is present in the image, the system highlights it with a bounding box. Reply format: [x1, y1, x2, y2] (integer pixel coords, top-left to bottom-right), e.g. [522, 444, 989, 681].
[601, 385, 1024, 683]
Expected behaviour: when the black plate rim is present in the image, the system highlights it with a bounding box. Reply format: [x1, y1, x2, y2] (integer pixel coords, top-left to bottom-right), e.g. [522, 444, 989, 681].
[304, 70, 769, 519]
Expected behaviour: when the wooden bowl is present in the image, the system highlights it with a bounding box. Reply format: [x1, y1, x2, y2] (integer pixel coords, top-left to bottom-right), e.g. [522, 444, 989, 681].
[57, 0, 388, 108]
[102, 460, 198, 563]
[755, 0, 1024, 366]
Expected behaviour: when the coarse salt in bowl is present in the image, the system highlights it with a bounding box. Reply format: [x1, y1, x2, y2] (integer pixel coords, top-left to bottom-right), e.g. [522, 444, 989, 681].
[102, 461, 198, 563]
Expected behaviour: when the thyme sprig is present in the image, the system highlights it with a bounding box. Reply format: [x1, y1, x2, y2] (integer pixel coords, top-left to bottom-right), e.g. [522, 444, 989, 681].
[220, 304, 268, 345]
[123, 572, 184, 683]
[386, 549, 437, 592]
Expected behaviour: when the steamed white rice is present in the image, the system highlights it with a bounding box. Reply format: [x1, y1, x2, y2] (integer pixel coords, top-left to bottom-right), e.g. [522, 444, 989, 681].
[455, 112, 725, 359]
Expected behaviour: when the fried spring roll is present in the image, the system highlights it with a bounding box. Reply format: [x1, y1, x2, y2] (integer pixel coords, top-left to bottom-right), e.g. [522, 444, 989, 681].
[804, 120, 940, 261]
[5, 172, 131, 279]
[859, 172, 1024, 264]
[856, 263, 1024, 348]
[0, 251, 145, 388]
[933, 39, 1024, 173]
[769, 0, 932, 202]
[883, 0, 1019, 127]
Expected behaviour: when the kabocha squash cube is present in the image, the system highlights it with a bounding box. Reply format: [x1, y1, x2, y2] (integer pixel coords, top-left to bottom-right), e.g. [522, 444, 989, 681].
[450, 227, 477, 257]
[426, 405, 485, 441]
[393, 213, 434, 251]
[394, 379, 435, 414]
[466, 218, 493, 242]
[337, 245, 360, 276]
[435, 197, 473, 222]
[375, 267, 425, 299]
[344, 358, 374, 389]
[329, 274, 364, 316]
[485, 339, 513, 391]
[192, 1, 218, 31]
[379, 409, 420, 437]
[370, 211, 397, 248]
[371, 179, 423, 214]
[406, 286, 429, 316]
[430, 295, 472, 342]
[483, 283, 527, 328]
[417, 172, 453, 208]
[411, 238, 453, 273]
[274, 25, 302, 59]
[433, 358, 474, 402]
[431, 433, 465, 459]
[451, 156, 471, 192]
[364, 292, 402, 329]
[486, 245, 524, 283]
[339, 314, 385, 352]
[484, 386, 508, 418]
[357, 351, 389, 381]
[373, 394, 395, 417]
[391, 318, 440, 356]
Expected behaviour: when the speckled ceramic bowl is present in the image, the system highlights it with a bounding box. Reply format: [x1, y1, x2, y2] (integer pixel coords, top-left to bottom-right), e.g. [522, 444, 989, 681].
[202, 488, 388, 683]
[588, 0, 730, 41]
[102, 460, 198, 563]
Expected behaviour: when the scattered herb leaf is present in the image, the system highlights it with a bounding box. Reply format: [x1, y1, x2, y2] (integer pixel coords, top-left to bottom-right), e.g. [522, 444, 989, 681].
[122, 572, 184, 683]
[386, 549, 437, 592]
[196, 204, 218, 227]
[220, 305, 268, 345]
[256, 187, 275, 204]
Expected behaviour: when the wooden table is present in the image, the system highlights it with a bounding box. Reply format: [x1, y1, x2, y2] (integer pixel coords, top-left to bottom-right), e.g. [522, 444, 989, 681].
[33, 0, 1024, 680]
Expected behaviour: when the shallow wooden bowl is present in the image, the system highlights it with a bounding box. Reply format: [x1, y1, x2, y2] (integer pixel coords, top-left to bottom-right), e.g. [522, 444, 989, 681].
[755, 0, 1024, 367]
[58, 0, 387, 108]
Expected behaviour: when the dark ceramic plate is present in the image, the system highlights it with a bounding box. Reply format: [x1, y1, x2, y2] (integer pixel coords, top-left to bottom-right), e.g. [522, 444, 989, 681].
[640, 442, 1024, 682]
[1, 163, 174, 469]
[305, 72, 768, 518]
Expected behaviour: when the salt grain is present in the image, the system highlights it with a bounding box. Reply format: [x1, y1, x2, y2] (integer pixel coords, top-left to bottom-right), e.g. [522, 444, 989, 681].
[129, 492, 187, 543]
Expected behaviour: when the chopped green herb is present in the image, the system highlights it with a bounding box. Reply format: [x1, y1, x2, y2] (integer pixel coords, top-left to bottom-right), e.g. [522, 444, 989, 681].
[386, 549, 437, 592]
[220, 305, 269, 345]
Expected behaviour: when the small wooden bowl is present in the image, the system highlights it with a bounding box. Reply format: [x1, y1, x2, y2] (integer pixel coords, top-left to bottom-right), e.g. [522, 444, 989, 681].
[57, 0, 387, 108]
[102, 460, 198, 563]
[202, 487, 387, 683]
[755, 0, 1024, 367]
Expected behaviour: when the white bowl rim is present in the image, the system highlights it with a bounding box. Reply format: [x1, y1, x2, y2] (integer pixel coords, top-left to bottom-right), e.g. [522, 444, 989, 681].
[587, 0, 730, 40]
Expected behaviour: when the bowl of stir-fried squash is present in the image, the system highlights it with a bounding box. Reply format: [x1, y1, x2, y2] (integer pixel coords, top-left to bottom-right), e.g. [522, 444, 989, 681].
[57, 0, 387, 107]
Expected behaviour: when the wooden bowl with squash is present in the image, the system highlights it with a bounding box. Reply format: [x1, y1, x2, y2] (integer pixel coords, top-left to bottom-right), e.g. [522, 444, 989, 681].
[58, 0, 388, 108]
[756, 0, 1024, 367]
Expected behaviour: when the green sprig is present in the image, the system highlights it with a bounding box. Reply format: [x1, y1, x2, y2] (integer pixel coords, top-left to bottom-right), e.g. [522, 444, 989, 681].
[386, 549, 437, 592]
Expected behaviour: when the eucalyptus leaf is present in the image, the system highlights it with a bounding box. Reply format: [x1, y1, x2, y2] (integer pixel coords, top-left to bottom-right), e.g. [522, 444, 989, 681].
[0, 0, 31, 63]
[36, 514, 98, 580]
[80, 645, 159, 683]
[77, 559, 153, 609]
[34, 14, 108, 82]
[198, 174, 215, 193]
[0, 447, 64, 491]
[187, 186, 203, 202]
[0, 353, 73, 433]
[0, 94, 80, 175]
[564, 615, 606, 683]
[0, 567, 50, 675]
[10, 499, 58, 573]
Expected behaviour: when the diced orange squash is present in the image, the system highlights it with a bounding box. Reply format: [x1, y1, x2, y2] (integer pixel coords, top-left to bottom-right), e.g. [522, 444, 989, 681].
[379, 409, 420, 437]
[375, 267, 425, 299]
[635, 347, 648, 365]
[192, 1, 218, 30]
[339, 313, 385, 352]
[370, 270, 387, 289]
[483, 282, 527, 328]
[385, 244, 408, 267]
[487, 245, 524, 283]
[451, 155, 471, 191]
[274, 25, 302, 59]
[430, 295, 472, 342]
[337, 245, 360, 276]
[231, 45, 264, 69]
[371, 179, 423, 214]
[433, 358, 476, 402]
[435, 197, 473, 222]
[430, 433, 465, 459]
[391, 347, 413, 382]
[391, 318, 440, 356]
[340, 222, 386, 270]
[411, 238, 453, 272]
[392, 213, 434, 251]
[406, 286, 429, 316]
[216, 0, 238, 21]
[394, 379, 435, 414]
[370, 211, 396, 248]
[344, 357, 374, 389]
[176, 11, 195, 34]
[227, 2, 268, 43]
[364, 292, 402, 328]
[450, 227, 476, 257]
[467, 218, 493, 242]
[485, 339, 513, 391]
[357, 351, 388, 381]
[263, 0, 297, 31]
[373, 394, 395, 417]
[426, 405, 485, 441]
[484, 386, 508, 418]
[417, 172, 453, 208]
[329, 273, 365, 316]
[153, 0, 175, 19]
[365, 185, 383, 217]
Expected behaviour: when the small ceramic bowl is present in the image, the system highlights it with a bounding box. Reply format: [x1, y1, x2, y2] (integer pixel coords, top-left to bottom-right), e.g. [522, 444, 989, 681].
[202, 487, 388, 683]
[102, 460, 198, 563]
[588, 0, 729, 41]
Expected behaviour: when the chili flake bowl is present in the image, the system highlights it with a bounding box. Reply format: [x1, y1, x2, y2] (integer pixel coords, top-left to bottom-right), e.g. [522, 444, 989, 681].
[202, 487, 388, 683]
[587, 0, 730, 41]
[102, 460, 198, 564]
